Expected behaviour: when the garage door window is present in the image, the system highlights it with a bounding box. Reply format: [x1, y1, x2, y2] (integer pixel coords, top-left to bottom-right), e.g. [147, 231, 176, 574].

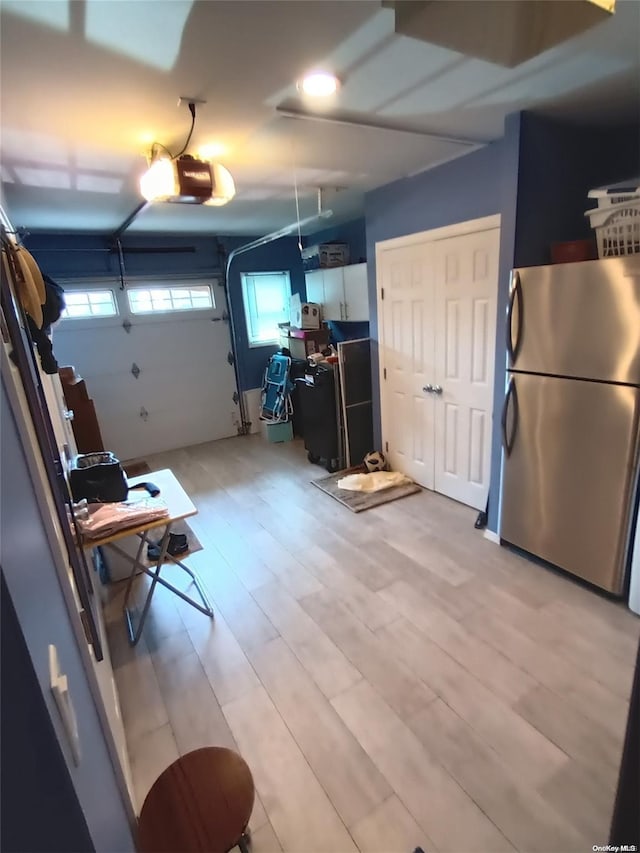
[241, 271, 291, 347]
[61, 290, 118, 319]
[127, 284, 214, 315]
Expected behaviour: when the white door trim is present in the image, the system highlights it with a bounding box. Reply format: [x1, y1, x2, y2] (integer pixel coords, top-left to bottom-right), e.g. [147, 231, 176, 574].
[375, 214, 501, 503]
[375, 214, 501, 256]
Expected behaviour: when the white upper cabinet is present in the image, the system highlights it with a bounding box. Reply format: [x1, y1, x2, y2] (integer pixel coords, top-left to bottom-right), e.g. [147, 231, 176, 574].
[320, 267, 346, 321]
[304, 263, 369, 322]
[342, 263, 369, 321]
[304, 269, 325, 306]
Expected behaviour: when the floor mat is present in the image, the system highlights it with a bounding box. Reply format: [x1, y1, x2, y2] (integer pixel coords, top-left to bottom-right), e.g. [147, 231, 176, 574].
[311, 468, 421, 512]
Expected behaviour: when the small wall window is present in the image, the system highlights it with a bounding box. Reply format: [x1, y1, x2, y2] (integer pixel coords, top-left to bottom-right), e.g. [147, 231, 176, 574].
[127, 284, 214, 315]
[241, 271, 291, 347]
[61, 290, 118, 319]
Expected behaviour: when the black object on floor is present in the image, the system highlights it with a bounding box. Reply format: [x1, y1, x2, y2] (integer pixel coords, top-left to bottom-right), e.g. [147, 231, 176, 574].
[147, 532, 189, 562]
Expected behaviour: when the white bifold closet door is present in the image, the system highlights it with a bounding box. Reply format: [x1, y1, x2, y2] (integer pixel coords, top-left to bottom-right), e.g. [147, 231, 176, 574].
[377, 222, 499, 510]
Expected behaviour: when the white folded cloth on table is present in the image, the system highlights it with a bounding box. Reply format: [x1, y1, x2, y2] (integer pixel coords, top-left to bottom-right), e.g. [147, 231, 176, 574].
[77, 495, 169, 540]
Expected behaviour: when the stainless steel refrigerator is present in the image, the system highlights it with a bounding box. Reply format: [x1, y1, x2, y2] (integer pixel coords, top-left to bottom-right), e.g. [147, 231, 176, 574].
[500, 256, 640, 594]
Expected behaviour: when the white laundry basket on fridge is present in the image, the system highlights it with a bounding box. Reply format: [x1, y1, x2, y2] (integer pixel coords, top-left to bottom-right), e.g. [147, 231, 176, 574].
[586, 180, 640, 259]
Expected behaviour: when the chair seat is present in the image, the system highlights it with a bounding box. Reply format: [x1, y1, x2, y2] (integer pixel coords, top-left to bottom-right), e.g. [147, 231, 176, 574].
[137, 747, 255, 853]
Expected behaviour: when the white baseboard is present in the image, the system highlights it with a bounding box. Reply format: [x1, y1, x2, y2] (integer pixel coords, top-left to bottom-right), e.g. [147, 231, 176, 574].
[483, 529, 501, 545]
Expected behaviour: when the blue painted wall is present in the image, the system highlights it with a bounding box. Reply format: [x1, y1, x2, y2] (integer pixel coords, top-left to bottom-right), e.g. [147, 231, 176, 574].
[26, 232, 306, 392]
[1, 572, 95, 853]
[222, 237, 306, 390]
[304, 217, 367, 263]
[514, 115, 640, 267]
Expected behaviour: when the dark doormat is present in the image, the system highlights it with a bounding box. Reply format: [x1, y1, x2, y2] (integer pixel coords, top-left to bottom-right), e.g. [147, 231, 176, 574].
[311, 468, 421, 512]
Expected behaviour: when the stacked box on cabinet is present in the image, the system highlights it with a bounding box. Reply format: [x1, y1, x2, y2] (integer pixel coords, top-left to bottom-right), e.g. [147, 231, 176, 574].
[301, 242, 350, 271]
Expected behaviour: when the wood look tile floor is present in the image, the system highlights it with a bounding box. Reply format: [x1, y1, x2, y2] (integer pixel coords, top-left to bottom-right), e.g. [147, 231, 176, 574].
[105, 436, 640, 853]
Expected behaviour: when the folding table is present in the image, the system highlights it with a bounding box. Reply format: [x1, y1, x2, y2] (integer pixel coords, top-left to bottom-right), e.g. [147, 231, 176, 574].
[85, 469, 213, 645]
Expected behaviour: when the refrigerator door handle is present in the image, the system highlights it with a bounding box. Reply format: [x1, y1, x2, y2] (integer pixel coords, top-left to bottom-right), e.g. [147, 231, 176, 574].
[506, 270, 523, 365]
[501, 378, 519, 457]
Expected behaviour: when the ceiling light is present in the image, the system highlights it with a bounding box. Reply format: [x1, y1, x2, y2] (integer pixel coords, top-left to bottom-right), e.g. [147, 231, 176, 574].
[138, 101, 235, 206]
[299, 71, 340, 98]
[139, 155, 236, 205]
[204, 163, 236, 206]
[140, 157, 173, 202]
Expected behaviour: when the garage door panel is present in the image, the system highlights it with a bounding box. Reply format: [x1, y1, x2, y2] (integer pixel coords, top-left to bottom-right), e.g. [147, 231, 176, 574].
[55, 321, 232, 377]
[54, 283, 240, 459]
[88, 367, 235, 419]
[101, 405, 235, 460]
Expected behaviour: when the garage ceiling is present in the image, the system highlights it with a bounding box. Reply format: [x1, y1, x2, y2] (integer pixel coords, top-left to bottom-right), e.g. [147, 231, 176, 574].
[1, 0, 638, 235]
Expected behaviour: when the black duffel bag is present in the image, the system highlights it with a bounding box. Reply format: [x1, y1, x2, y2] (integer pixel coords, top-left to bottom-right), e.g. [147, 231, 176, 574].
[69, 452, 128, 503]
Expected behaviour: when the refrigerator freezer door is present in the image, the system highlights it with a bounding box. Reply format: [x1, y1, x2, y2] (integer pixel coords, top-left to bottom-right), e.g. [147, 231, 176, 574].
[500, 373, 640, 594]
[509, 257, 640, 384]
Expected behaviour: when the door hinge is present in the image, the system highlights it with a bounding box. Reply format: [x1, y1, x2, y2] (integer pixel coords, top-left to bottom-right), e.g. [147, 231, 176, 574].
[383, 367, 387, 380]
[227, 351, 235, 366]
[385, 441, 389, 452]
[381, 287, 384, 300]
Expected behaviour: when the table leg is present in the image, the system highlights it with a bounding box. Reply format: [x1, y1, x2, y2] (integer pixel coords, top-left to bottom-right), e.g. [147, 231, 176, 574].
[124, 524, 172, 645]
[120, 523, 214, 644]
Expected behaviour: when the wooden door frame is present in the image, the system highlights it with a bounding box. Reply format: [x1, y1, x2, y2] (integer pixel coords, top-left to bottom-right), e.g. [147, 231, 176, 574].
[375, 213, 501, 483]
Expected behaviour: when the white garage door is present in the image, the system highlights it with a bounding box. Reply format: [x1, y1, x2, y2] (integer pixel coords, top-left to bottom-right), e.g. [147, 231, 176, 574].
[53, 276, 240, 460]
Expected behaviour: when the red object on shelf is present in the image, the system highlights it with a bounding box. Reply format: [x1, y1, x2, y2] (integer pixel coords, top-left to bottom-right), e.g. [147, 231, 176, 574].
[550, 239, 597, 264]
[288, 327, 328, 340]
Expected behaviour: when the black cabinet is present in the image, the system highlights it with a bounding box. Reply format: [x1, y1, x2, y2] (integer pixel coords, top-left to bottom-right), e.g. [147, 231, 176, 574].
[297, 364, 341, 472]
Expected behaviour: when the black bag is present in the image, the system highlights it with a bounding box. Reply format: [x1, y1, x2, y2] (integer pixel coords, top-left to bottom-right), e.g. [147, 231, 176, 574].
[69, 452, 128, 503]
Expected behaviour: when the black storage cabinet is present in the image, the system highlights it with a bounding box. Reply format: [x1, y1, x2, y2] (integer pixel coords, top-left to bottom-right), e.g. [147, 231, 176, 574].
[297, 363, 341, 472]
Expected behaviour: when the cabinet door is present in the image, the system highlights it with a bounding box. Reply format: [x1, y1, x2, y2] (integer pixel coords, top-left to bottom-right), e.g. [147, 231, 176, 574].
[343, 263, 369, 321]
[321, 267, 345, 320]
[304, 270, 325, 308]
